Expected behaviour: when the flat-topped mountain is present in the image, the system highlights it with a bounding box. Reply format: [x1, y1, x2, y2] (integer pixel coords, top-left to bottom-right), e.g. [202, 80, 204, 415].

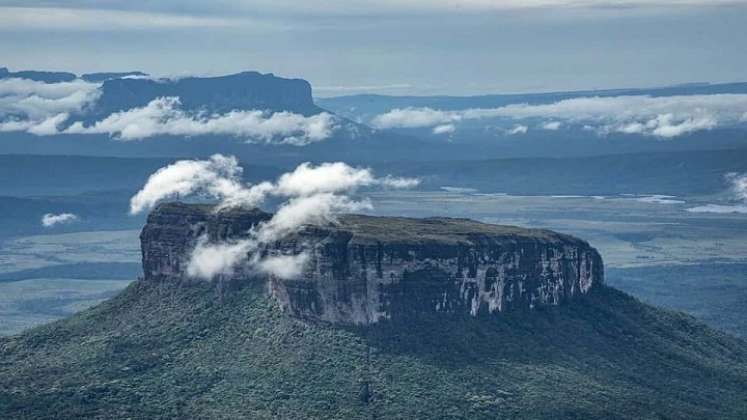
[90, 71, 322, 120]
[0, 67, 77, 83]
[1, 203, 746, 419]
[142, 203, 603, 325]
[0, 67, 147, 83]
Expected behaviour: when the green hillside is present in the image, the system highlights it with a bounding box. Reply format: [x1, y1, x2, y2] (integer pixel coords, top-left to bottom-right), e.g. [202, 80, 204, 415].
[1, 280, 746, 419]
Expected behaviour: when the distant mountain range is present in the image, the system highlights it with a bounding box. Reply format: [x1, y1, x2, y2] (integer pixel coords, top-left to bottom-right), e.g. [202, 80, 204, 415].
[88, 71, 323, 120]
[1, 67, 746, 165]
[0, 67, 147, 83]
[317, 81, 747, 116]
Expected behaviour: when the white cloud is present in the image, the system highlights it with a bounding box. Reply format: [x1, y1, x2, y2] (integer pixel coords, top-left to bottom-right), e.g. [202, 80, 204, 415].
[687, 173, 747, 214]
[727, 172, 747, 201]
[186, 237, 254, 279]
[0, 7, 246, 31]
[41, 212, 78, 227]
[64, 97, 338, 144]
[506, 124, 528, 135]
[433, 123, 456, 135]
[26, 113, 71, 136]
[130, 156, 419, 215]
[2, 1, 741, 26]
[0, 78, 100, 124]
[441, 186, 477, 193]
[256, 193, 372, 243]
[371, 107, 459, 129]
[129, 154, 250, 215]
[184, 193, 371, 280]
[379, 175, 421, 189]
[270, 161, 419, 197]
[256, 252, 310, 280]
[132, 155, 419, 280]
[541, 121, 561, 130]
[272, 162, 377, 196]
[634, 194, 685, 204]
[687, 204, 747, 214]
[370, 94, 747, 138]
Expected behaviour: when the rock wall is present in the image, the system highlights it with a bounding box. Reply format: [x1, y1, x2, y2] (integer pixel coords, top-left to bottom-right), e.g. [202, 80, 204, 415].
[142, 203, 604, 325]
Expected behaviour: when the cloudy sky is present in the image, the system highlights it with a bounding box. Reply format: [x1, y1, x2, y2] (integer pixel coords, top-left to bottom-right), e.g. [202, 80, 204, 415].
[1, 1, 746, 95]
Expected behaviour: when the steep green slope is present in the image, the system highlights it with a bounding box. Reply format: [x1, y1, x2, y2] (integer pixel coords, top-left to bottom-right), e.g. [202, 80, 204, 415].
[1, 281, 746, 419]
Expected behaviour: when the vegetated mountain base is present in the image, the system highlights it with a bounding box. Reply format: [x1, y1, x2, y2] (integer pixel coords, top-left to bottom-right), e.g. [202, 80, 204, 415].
[1, 279, 746, 419]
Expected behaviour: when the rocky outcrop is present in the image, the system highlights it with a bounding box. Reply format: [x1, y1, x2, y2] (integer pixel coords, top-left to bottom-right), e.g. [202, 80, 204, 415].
[141, 202, 604, 325]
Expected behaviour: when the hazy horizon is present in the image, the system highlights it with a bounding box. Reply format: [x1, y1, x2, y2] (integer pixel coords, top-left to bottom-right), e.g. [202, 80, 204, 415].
[2, 1, 746, 96]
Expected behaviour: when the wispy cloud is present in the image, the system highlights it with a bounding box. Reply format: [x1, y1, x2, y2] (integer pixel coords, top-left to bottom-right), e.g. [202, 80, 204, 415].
[132, 154, 420, 280]
[370, 94, 747, 138]
[541, 121, 562, 130]
[66, 97, 338, 144]
[0, 78, 100, 127]
[372, 107, 458, 130]
[185, 236, 255, 279]
[315, 83, 413, 93]
[256, 253, 310, 280]
[2, 1, 742, 23]
[41, 212, 78, 227]
[129, 154, 249, 215]
[686, 203, 747, 214]
[2, 94, 339, 144]
[432, 124, 456, 135]
[506, 124, 528, 135]
[0, 7, 246, 31]
[688, 173, 747, 214]
[633, 194, 685, 204]
[131, 155, 418, 215]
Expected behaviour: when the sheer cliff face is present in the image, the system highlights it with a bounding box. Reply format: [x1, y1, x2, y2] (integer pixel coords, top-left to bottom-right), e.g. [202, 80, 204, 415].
[142, 203, 604, 326]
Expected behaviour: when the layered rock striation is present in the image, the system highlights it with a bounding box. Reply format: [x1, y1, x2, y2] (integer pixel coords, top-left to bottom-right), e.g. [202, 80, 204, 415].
[142, 202, 603, 325]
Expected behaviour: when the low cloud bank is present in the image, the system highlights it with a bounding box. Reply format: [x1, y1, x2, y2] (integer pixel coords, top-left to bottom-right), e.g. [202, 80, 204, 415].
[3, 95, 338, 145]
[631, 194, 685, 205]
[66, 97, 338, 144]
[542, 121, 562, 130]
[41, 212, 78, 227]
[506, 124, 528, 135]
[0, 78, 100, 132]
[131, 154, 419, 280]
[370, 94, 747, 138]
[688, 173, 747, 214]
[432, 123, 455, 135]
[0, 77, 338, 145]
[687, 204, 747, 214]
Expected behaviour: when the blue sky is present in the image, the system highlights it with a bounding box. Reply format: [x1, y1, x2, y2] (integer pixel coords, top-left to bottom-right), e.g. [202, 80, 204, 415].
[1, 1, 746, 95]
